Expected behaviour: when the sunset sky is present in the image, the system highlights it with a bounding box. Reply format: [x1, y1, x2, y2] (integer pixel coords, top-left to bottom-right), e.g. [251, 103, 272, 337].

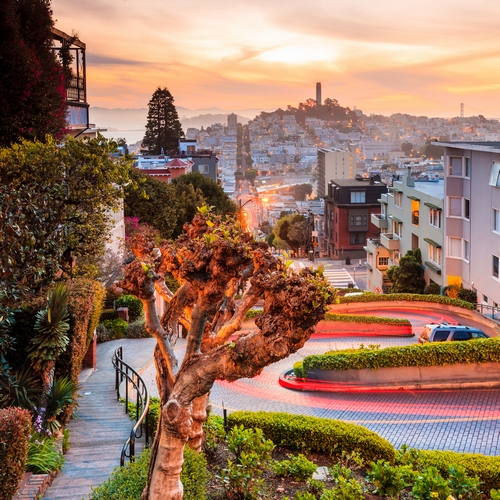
[51, 0, 500, 117]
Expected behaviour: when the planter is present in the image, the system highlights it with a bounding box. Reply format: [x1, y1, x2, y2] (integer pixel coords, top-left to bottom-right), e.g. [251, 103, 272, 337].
[13, 471, 57, 500]
[280, 362, 500, 392]
[315, 320, 413, 337]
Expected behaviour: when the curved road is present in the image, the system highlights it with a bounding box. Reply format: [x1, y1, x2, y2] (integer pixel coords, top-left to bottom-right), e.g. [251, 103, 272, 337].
[208, 309, 500, 455]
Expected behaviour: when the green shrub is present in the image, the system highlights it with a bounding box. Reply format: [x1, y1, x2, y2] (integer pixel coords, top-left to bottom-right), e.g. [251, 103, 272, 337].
[26, 433, 65, 473]
[301, 337, 500, 374]
[0, 407, 32, 499]
[182, 446, 209, 500]
[122, 396, 161, 438]
[448, 464, 482, 500]
[272, 453, 317, 481]
[408, 448, 500, 493]
[339, 292, 476, 310]
[367, 460, 415, 497]
[245, 308, 263, 320]
[103, 318, 128, 339]
[90, 448, 151, 500]
[412, 466, 450, 499]
[115, 294, 143, 321]
[423, 283, 441, 295]
[125, 320, 151, 339]
[324, 312, 411, 326]
[96, 322, 114, 343]
[62, 428, 70, 453]
[226, 411, 395, 464]
[90, 446, 208, 500]
[226, 425, 274, 463]
[99, 308, 117, 322]
[293, 361, 306, 378]
[320, 476, 364, 499]
[457, 288, 477, 304]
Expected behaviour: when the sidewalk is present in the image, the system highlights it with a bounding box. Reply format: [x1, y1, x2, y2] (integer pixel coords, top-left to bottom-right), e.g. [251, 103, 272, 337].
[43, 338, 156, 500]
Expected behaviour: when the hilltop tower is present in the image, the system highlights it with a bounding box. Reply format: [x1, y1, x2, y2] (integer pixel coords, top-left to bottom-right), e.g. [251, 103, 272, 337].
[316, 82, 322, 107]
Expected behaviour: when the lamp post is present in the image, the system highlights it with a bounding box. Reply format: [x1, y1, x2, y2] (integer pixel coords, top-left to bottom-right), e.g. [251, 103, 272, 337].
[239, 195, 259, 229]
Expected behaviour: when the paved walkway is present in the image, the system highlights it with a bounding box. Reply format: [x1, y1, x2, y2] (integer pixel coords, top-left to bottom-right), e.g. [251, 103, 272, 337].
[43, 338, 156, 500]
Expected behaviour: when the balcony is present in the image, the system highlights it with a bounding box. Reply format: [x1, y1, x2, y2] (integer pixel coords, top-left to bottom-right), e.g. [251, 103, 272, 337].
[371, 213, 388, 229]
[381, 232, 400, 251]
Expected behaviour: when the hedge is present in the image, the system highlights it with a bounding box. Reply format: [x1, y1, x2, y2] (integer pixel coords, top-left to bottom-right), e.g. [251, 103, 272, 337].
[0, 407, 32, 500]
[339, 292, 476, 310]
[301, 337, 500, 374]
[403, 448, 500, 493]
[324, 313, 411, 326]
[226, 411, 395, 464]
[89, 444, 209, 499]
[115, 294, 143, 322]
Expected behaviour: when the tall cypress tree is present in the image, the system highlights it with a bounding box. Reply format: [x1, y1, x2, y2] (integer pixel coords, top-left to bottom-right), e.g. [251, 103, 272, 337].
[142, 87, 184, 155]
[0, 0, 68, 146]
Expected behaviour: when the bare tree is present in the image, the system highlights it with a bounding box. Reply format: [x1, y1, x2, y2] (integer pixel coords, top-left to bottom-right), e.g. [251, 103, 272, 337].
[116, 209, 334, 500]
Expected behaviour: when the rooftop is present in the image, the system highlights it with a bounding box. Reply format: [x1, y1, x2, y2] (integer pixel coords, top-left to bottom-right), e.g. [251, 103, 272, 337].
[433, 141, 500, 153]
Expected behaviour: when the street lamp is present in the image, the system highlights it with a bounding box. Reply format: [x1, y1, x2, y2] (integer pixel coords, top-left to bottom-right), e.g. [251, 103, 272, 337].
[239, 196, 259, 228]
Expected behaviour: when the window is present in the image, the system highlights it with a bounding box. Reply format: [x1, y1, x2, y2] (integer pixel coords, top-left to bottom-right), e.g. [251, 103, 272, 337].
[428, 244, 441, 266]
[464, 199, 470, 220]
[449, 157, 462, 176]
[493, 255, 499, 279]
[378, 256, 389, 267]
[392, 221, 403, 238]
[465, 158, 470, 178]
[464, 240, 470, 261]
[394, 192, 403, 208]
[433, 330, 450, 342]
[449, 197, 462, 217]
[448, 237, 462, 258]
[350, 191, 366, 203]
[350, 232, 365, 245]
[198, 164, 210, 174]
[452, 331, 469, 341]
[429, 208, 441, 229]
[483, 295, 488, 304]
[493, 209, 500, 233]
[350, 215, 367, 226]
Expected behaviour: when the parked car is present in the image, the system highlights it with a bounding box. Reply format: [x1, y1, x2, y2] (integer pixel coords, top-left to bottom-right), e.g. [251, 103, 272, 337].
[418, 322, 489, 344]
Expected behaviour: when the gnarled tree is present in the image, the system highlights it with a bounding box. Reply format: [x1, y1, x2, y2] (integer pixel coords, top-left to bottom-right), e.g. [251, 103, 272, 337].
[116, 208, 334, 500]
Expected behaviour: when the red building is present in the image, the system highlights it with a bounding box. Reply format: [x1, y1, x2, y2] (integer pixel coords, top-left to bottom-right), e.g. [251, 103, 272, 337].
[324, 178, 387, 260]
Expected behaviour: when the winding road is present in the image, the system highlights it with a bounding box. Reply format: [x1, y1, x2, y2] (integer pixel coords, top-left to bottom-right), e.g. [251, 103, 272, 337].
[208, 308, 500, 455]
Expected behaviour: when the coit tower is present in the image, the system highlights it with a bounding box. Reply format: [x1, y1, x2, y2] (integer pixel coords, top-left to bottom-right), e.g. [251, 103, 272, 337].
[316, 82, 322, 107]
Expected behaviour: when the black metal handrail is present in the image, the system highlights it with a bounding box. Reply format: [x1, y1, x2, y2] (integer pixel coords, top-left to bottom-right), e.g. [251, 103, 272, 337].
[112, 345, 151, 466]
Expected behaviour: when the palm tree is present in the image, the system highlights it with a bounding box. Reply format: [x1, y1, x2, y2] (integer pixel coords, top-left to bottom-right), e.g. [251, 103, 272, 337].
[28, 283, 70, 428]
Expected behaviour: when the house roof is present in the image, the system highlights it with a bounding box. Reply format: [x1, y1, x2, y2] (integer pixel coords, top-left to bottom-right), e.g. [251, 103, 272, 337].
[166, 158, 193, 168]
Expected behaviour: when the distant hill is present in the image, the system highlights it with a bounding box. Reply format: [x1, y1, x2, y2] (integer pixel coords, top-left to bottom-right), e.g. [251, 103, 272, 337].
[90, 106, 267, 131]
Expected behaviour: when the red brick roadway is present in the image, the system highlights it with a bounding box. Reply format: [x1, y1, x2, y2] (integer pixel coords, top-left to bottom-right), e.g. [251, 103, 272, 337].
[210, 308, 500, 456]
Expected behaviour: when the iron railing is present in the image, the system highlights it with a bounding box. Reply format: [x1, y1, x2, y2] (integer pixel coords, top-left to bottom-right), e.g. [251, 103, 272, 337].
[476, 303, 500, 320]
[112, 346, 151, 466]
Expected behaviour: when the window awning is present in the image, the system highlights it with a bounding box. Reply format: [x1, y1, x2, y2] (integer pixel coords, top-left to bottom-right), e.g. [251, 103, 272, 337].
[407, 195, 420, 201]
[425, 260, 442, 275]
[391, 187, 403, 193]
[424, 237, 442, 248]
[424, 202, 442, 210]
[389, 215, 402, 223]
[363, 246, 373, 254]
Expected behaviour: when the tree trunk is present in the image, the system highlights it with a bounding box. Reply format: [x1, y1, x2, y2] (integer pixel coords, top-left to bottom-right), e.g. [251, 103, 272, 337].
[39, 361, 55, 428]
[146, 400, 192, 500]
[187, 393, 208, 451]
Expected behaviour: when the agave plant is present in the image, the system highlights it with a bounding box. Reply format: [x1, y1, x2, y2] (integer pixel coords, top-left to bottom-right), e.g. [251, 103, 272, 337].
[28, 283, 70, 428]
[0, 364, 42, 410]
[44, 376, 79, 434]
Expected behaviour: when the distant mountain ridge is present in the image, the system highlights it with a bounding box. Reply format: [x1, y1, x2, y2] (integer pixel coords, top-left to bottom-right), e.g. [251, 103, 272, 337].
[90, 106, 270, 131]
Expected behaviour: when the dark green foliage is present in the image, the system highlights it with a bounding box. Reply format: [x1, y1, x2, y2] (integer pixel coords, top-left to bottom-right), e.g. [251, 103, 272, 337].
[301, 337, 500, 373]
[448, 464, 482, 500]
[96, 323, 114, 343]
[0, 407, 31, 499]
[244, 168, 258, 182]
[115, 294, 143, 321]
[339, 292, 476, 310]
[292, 183, 313, 201]
[99, 308, 116, 322]
[142, 87, 184, 155]
[226, 411, 395, 464]
[28, 284, 70, 373]
[45, 376, 79, 434]
[86, 281, 106, 347]
[403, 447, 500, 493]
[1, 364, 41, 409]
[367, 460, 414, 497]
[387, 248, 426, 293]
[412, 466, 450, 499]
[457, 287, 477, 304]
[89, 446, 209, 500]
[424, 282, 441, 295]
[272, 453, 317, 481]
[273, 213, 310, 252]
[125, 320, 150, 339]
[124, 168, 180, 240]
[0, 0, 68, 146]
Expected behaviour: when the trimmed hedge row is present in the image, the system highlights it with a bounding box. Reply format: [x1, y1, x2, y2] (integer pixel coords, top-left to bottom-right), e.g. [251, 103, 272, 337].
[301, 337, 500, 373]
[226, 411, 395, 464]
[406, 449, 500, 493]
[0, 407, 32, 500]
[339, 292, 476, 310]
[324, 313, 411, 326]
